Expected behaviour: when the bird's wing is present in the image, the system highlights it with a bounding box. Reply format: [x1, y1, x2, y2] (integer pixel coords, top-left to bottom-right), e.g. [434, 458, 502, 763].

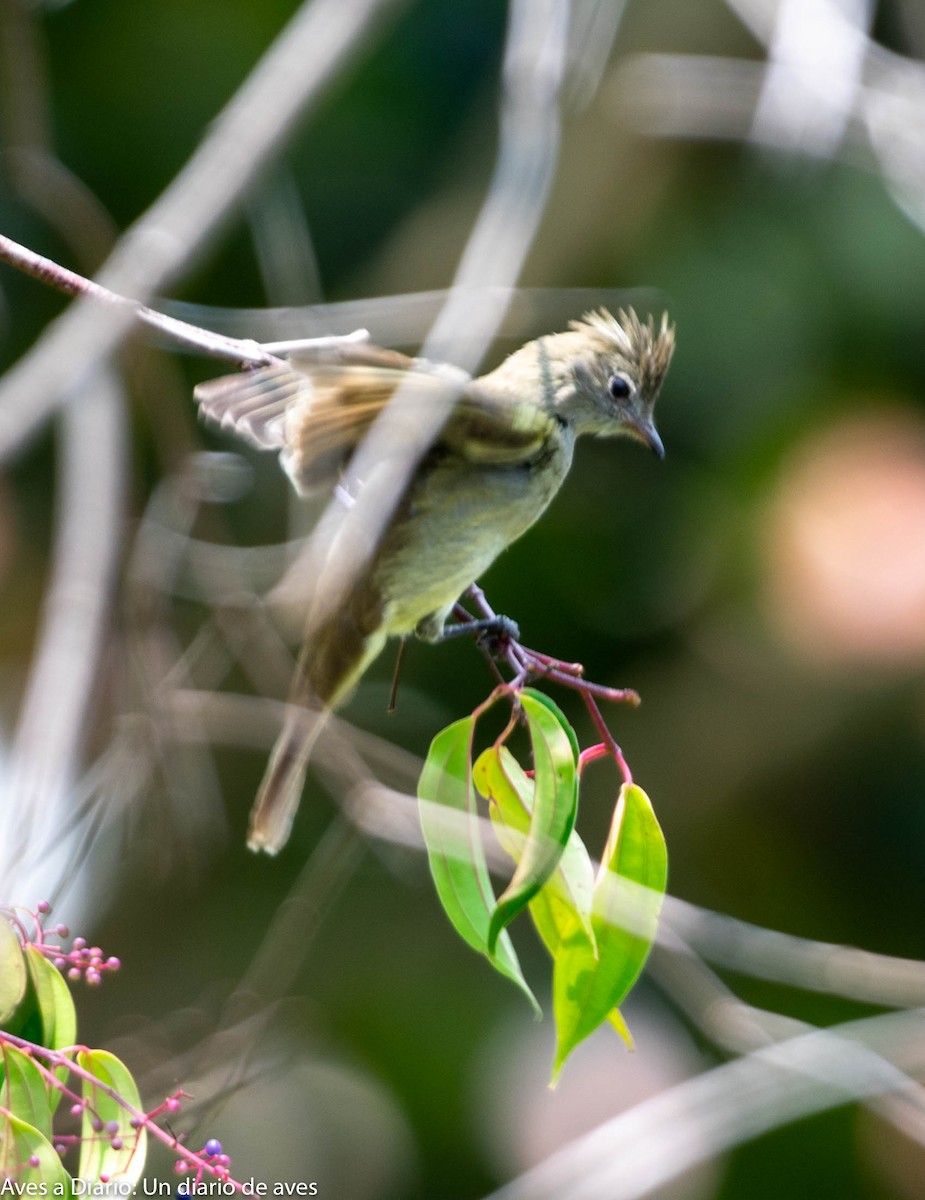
[195, 354, 557, 494]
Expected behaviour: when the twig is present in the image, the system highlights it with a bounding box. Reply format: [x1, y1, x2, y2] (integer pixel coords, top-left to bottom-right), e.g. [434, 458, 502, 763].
[0, 233, 364, 369]
[0, 0, 406, 460]
[456, 583, 638, 782]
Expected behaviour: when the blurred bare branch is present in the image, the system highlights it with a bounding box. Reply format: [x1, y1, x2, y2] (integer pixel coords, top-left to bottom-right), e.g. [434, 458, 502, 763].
[0, 371, 126, 893]
[288, 0, 575, 669]
[483, 1006, 925, 1200]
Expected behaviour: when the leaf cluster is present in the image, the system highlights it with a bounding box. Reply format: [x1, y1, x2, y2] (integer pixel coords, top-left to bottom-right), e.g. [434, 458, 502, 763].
[417, 687, 668, 1080]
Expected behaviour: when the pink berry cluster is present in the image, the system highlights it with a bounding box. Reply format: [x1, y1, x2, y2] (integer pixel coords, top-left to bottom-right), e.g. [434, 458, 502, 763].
[29, 901, 121, 985]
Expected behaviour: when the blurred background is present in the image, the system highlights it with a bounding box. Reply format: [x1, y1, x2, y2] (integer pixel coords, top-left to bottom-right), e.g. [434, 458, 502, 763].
[2, 0, 925, 1196]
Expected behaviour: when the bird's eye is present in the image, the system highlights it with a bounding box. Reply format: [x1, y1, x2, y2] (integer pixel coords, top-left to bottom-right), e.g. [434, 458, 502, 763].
[608, 375, 631, 401]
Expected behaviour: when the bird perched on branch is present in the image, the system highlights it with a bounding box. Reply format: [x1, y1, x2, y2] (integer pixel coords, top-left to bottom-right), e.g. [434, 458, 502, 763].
[195, 307, 676, 854]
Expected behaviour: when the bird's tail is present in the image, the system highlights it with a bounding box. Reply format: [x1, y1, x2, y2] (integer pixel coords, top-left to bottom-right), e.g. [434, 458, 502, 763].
[247, 702, 328, 855]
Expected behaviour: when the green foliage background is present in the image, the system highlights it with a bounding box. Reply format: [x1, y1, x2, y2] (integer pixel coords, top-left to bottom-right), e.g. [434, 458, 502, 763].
[2, 0, 925, 1196]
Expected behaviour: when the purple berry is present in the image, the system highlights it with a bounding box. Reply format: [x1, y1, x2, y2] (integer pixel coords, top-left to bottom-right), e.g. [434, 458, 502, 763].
[204, 1137, 222, 1157]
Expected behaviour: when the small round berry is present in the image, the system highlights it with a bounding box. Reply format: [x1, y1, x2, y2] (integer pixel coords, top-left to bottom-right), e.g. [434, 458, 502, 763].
[73, 937, 87, 951]
[55, 924, 69, 938]
[204, 1138, 222, 1157]
[68, 967, 81, 981]
[92, 1118, 104, 1133]
[28, 1154, 40, 1168]
[70, 1103, 83, 1117]
[37, 901, 51, 914]
[110, 1137, 123, 1151]
[86, 969, 102, 986]
[166, 1097, 181, 1113]
[106, 957, 121, 971]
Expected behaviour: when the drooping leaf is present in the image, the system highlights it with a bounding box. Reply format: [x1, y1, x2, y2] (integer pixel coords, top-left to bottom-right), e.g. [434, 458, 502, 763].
[516, 689, 580, 764]
[475, 745, 595, 953]
[77, 1049, 147, 1184]
[23, 948, 77, 1053]
[0, 1109, 69, 1187]
[418, 717, 538, 1011]
[0, 918, 27, 1027]
[23, 947, 76, 1114]
[552, 782, 667, 1079]
[486, 691, 578, 951]
[0, 1044, 55, 1141]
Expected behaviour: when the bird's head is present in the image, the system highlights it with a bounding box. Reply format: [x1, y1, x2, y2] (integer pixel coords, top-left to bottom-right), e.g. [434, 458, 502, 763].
[549, 307, 675, 457]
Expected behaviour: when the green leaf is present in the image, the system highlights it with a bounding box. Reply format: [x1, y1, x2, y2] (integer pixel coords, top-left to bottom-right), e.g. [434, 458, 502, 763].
[486, 691, 578, 952]
[0, 1109, 70, 1187]
[0, 918, 27, 1027]
[23, 948, 77, 1053]
[552, 782, 667, 1080]
[418, 717, 539, 1011]
[77, 1049, 148, 1184]
[517, 688, 580, 764]
[23, 947, 76, 1114]
[475, 746, 595, 953]
[0, 1045, 55, 1141]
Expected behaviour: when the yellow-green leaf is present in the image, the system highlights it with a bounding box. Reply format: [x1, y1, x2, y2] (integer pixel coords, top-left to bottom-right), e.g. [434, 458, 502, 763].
[0, 918, 27, 1027]
[23, 947, 76, 1114]
[77, 1049, 147, 1184]
[418, 717, 538, 1011]
[487, 691, 578, 952]
[476, 745, 594, 953]
[0, 1110, 69, 1187]
[0, 1045, 55, 1141]
[552, 783, 667, 1080]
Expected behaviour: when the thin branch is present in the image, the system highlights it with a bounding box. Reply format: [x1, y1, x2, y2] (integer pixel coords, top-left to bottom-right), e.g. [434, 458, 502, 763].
[0, 0, 406, 460]
[0, 234, 367, 369]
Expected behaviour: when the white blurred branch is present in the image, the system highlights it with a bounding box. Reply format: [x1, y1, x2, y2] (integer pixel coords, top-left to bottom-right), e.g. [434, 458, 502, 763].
[0, 370, 125, 894]
[484, 1007, 925, 1200]
[294, 0, 575, 644]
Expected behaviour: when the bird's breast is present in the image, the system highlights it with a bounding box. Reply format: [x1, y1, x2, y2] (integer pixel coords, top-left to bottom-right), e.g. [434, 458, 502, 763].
[371, 434, 573, 635]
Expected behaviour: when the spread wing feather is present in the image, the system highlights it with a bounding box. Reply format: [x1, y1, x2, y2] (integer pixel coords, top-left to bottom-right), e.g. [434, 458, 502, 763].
[195, 351, 557, 495]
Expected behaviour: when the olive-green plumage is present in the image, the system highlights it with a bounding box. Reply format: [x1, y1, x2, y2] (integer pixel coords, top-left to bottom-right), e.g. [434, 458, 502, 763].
[195, 307, 675, 853]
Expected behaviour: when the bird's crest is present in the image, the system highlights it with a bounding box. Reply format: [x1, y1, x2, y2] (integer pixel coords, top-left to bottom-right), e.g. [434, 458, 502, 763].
[569, 307, 675, 396]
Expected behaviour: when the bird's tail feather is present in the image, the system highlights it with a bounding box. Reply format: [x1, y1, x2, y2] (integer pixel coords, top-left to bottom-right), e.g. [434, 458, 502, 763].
[247, 704, 328, 854]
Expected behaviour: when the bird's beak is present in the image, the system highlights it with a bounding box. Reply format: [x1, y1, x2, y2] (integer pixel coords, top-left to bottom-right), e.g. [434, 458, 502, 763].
[630, 416, 665, 460]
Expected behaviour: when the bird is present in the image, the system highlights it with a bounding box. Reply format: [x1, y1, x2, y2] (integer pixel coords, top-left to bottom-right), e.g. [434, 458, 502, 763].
[194, 306, 676, 854]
